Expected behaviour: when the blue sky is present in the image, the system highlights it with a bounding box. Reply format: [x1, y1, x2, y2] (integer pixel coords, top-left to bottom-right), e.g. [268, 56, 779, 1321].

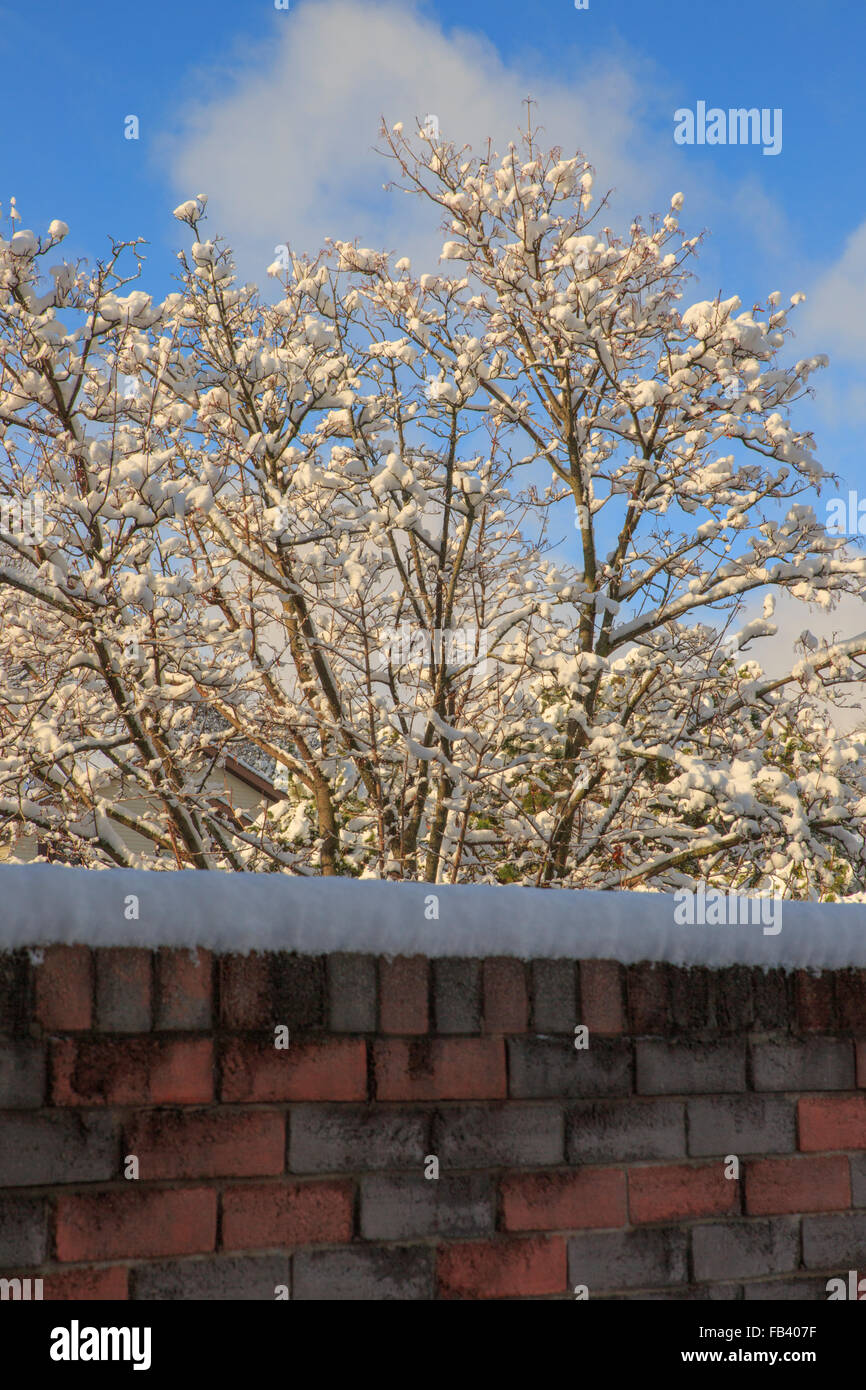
[4, 0, 866, 676]
[5, 1, 862, 281]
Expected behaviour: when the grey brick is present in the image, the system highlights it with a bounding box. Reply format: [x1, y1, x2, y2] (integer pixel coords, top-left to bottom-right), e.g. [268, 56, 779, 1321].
[692, 1218, 800, 1281]
[637, 1039, 746, 1095]
[509, 1038, 632, 1098]
[94, 948, 151, 1033]
[670, 967, 710, 1034]
[851, 1155, 866, 1208]
[751, 1039, 855, 1092]
[327, 954, 377, 1033]
[360, 1173, 494, 1240]
[531, 960, 576, 1033]
[567, 1100, 686, 1162]
[134, 1255, 289, 1300]
[568, 1227, 688, 1292]
[0, 1112, 118, 1187]
[288, 1105, 428, 1173]
[433, 1104, 563, 1167]
[0, 1197, 46, 1265]
[752, 969, 791, 1032]
[269, 955, 325, 1032]
[711, 967, 755, 1034]
[603, 1284, 740, 1301]
[659, 1284, 741, 1300]
[744, 1277, 834, 1300]
[688, 1096, 796, 1157]
[0, 952, 30, 1035]
[433, 960, 480, 1034]
[293, 1245, 433, 1300]
[0, 1041, 44, 1108]
[802, 1212, 866, 1269]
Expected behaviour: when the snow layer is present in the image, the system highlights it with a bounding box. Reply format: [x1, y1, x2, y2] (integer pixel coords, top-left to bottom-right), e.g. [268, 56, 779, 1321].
[2, 866, 866, 968]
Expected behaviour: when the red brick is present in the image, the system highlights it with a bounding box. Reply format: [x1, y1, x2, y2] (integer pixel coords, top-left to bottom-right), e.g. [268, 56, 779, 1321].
[501, 1169, 626, 1232]
[221, 1180, 354, 1250]
[628, 1163, 739, 1223]
[374, 1038, 505, 1101]
[437, 1235, 566, 1299]
[34, 946, 92, 1031]
[627, 963, 669, 1035]
[94, 948, 152, 1032]
[155, 948, 212, 1030]
[221, 1037, 366, 1102]
[44, 1266, 129, 1300]
[380, 956, 428, 1034]
[857, 1042, 866, 1088]
[51, 1038, 213, 1105]
[799, 1095, 866, 1151]
[580, 960, 624, 1036]
[56, 1188, 216, 1262]
[482, 959, 528, 1034]
[794, 971, 835, 1032]
[124, 1108, 285, 1179]
[219, 954, 270, 1029]
[746, 1155, 851, 1215]
[836, 971, 866, 1034]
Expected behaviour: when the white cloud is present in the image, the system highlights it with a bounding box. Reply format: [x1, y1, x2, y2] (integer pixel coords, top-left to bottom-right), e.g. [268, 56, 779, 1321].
[789, 222, 866, 427]
[158, 0, 674, 282]
[801, 221, 866, 361]
[727, 176, 791, 265]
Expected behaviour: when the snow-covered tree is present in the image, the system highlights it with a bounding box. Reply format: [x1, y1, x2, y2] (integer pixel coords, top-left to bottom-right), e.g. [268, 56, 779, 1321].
[1, 119, 865, 897]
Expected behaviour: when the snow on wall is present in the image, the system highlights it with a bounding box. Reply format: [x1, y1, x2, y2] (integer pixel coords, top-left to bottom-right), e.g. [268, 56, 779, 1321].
[1, 865, 866, 969]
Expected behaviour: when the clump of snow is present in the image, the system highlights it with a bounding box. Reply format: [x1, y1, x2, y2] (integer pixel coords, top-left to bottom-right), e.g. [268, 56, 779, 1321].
[10, 229, 38, 256]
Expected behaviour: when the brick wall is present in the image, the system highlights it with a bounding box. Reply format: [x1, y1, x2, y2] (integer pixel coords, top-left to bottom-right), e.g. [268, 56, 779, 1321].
[1, 946, 866, 1299]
